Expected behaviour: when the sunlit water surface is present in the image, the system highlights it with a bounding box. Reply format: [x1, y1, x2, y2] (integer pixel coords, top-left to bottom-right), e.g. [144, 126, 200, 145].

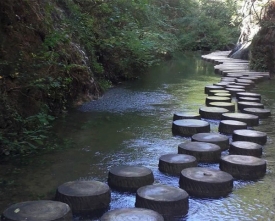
[1, 52, 275, 221]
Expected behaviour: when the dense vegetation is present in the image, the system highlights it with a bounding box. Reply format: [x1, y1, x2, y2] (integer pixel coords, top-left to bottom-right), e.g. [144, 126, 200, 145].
[0, 0, 241, 157]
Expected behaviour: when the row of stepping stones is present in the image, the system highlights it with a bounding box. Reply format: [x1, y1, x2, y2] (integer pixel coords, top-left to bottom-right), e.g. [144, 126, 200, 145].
[1, 51, 271, 221]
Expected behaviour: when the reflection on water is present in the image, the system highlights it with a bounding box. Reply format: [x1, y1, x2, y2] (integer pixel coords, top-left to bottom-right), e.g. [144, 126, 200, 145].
[1, 52, 275, 220]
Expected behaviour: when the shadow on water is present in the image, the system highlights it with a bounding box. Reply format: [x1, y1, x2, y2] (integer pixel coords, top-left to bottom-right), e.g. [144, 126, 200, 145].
[1, 52, 275, 220]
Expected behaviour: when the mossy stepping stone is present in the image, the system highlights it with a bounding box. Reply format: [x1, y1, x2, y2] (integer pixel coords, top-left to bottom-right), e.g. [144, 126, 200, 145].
[242, 108, 271, 119]
[135, 184, 189, 216]
[100, 208, 164, 221]
[179, 167, 233, 198]
[199, 106, 229, 120]
[236, 92, 261, 100]
[178, 142, 221, 163]
[232, 129, 267, 145]
[205, 96, 231, 106]
[225, 88, 246, 96]
[208, 102, 235, 112]
[204, 85, 223, 94]
[218, 120, 247, 134]
[1, 200, 72, 221]
[191, 133, 229, 151]
[237, 101, 264, 111]
[221, 113, 259, 127]
[158, 154, 197, 175]
[173, 112, 201, 121]
[220, 155, 266, 180]
[238, 96, 261, 102]
[172, 119, 210, 137]
[55, 180, 110, 214]
[229, 141, 262, 157]
[108, 165, 154, 192]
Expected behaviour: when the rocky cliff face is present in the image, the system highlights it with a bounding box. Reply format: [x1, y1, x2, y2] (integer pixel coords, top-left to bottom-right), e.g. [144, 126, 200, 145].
[250, 1, 275, 75]
[229, 0, 270, 60]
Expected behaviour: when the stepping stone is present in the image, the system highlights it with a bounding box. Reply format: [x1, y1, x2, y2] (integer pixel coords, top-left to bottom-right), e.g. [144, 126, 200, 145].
[135, 184, 189, 216]
[199, 106, 229, 120]
[205, 96, 231, 105]
[100, 208, 164, 221]
[204, 85, 223, 94]
[225, 88, 246, 96]
[1, 200, 72, 221]
[221, 77, 237, 82]
[208, 89, 229, 96]
[191, 133, 229, 151]
[226, 85, 246, 89]
[236, 92, 261, 100]
[208, 102, 235, 112]
[108, 165, 154, 192]
[238, 96, 261, 102]
[233, 82, 254, 89]
[220, 155, 266, 180]
[218, 120, 247, 134]
[179, 167, 233, 198]
[158, 154, 197, 175]
[55, 180, 111, 214]
[237, 101, 264, 111]
[239, 76, 262, 83]
[232, 129, 267, 145]
[221, 113, 259, 127]
[173, 112, 200, 121]
[236, 79, 255, 85]
[242, 108, 271, 119]
[213, 92, 232, 97]
[178, 142, 221, 163]
[172, 119, 210, 137]
[229, 141, 262, 157]
[213, 82, 232, 87]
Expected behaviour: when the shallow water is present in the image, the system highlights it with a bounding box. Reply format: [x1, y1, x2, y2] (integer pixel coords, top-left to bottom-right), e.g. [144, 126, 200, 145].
[1, 52, 275, 220]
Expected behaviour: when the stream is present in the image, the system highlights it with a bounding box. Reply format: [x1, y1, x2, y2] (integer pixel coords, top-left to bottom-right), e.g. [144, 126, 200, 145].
[1, 52, 275, 220]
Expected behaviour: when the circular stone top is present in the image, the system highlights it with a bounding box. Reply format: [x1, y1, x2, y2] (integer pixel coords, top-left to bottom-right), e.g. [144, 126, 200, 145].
[221, 155, 266, 166]
[236, 79, 254, 84]
[109, 165, 152, 178]
[225, 88, 245, 92]
[159, 154, 196, 163]
[206, 96, 231, 101]
[230, 141, 262, 150]
[57, 180, 110, 197]
[137, 184, 188, 202]
[209, 89, 229, 94]
[214, 93, 231, 97]
[173, 119, 209, 127]
[192, 133, 228, 143]
[2, 200, 71, 221]
[236, 92, 261, 98]
[238, 101, 263, 107]
[181, 167, 233, 183]
[222, 113, 258, 120]
[243, 108, 271, 115]
[199, 107, 229, 113]
[220, 120, 247, 126]
[100, 208, 164, 221]
[214, 82, 231, 87]
[238, 97, 260, 101]
[178, 142, 221, 152]
[233, 129, 267, 137]
[209, 102, 234, 107]
[226, 85, 246, 89]
[173, 112, 200, 119]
